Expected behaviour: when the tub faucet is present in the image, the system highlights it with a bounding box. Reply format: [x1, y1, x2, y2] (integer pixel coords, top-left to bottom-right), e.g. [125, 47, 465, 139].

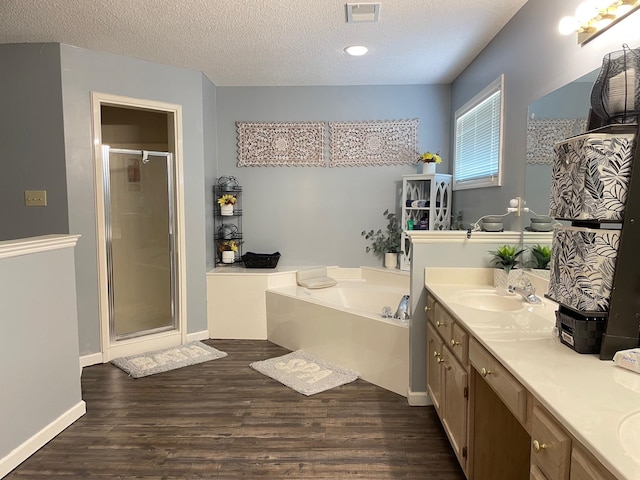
[393, 295, 411, 320]
[508, 276, 542, 304]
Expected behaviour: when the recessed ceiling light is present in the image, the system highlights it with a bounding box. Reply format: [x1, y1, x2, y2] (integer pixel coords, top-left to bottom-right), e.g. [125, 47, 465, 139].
[344, 45, 369, 56]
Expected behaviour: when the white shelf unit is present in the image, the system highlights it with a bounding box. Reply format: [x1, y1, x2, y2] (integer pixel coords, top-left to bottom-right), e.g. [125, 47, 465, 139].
[400, 174, 452, 270]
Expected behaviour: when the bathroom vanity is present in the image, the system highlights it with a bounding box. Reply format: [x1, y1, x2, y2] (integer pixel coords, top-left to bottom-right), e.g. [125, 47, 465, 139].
[425, 267, 638, 480]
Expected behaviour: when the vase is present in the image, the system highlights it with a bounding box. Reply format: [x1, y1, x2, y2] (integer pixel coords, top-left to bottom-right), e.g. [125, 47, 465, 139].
[220, 203, 234, 216]
[221, 250, 235, 264]
[421, 162, 436, 174]
[493, 269, 523, 296]
[384, 252, 398, 269]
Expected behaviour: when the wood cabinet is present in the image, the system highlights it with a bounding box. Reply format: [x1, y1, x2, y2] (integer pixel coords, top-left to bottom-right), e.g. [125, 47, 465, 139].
[530, 404, 571, 480]
[426, 294, 620, 480]
[426, 296, 469, 473]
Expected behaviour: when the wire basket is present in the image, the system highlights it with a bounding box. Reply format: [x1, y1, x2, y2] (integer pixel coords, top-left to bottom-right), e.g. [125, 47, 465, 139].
[590, 44, 640, 125]
[242, 252, 281, 269]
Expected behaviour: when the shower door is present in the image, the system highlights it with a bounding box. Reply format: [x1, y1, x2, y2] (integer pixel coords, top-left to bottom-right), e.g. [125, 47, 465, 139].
[102, 146, 177, 342]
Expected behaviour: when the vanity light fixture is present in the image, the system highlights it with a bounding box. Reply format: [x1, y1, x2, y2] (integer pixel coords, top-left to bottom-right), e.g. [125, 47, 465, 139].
[344, 45, 369, 56]
[558, 0, 640, 44]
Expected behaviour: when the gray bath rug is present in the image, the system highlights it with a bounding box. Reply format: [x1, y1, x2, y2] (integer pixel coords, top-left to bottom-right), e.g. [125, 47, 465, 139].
[250, 350, 359, 396]
[111, 341, 227, 378]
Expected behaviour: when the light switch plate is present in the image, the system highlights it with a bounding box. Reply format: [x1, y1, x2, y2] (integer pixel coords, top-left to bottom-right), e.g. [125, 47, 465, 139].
[25, 190, 47, 207]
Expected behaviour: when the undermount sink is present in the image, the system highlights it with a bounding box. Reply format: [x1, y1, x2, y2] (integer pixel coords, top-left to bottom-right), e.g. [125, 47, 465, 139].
[618, 410, 640, 462]
[457, 289, 526, 312]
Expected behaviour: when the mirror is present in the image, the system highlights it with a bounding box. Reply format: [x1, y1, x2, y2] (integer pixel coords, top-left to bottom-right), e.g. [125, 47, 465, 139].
[525, 69, 599, 222]
[523, 69, 599, 272]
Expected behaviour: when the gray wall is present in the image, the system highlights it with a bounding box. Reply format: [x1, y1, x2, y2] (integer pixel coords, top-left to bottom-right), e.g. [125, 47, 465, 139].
[59, 44, 208, 354]
[215, 85, 451, 267]
[0, 44, 69, 240]
[1, 243, 82, 461]
[450, 0, 640, 232]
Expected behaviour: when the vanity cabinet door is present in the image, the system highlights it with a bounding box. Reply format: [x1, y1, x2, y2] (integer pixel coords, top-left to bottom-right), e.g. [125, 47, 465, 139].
[441, 346, 469, 470]
[426, 322, 444, 413]
[531, 405, 571, 480]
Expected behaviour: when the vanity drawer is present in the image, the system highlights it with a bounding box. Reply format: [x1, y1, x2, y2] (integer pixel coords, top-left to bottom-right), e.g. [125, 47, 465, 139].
[432, 302, 454, 343]
[469, 338, 527, 424]
[450, 322, 468, 364]
[531, 405, 571, 480]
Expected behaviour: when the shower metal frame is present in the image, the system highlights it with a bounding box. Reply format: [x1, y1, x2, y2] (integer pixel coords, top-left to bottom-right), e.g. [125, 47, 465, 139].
[102, 146, 178, 342]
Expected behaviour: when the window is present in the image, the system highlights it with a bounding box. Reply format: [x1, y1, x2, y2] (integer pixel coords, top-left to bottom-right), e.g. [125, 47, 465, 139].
[453, 75, 504, 190]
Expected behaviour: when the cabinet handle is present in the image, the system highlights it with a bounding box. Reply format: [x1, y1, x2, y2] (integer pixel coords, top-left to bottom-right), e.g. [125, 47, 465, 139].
[450, 339, 460, 347]
[436, 320, 446, 327]
[532, 440, 547, 453]
[433, 351, 441, 358]
[480, 367, 492, 377]
[425, 306, 431, 312]
[437, 357, 445, 364]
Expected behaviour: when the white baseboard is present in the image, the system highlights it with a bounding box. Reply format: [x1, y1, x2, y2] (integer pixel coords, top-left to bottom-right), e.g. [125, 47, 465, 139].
[407, 388, 432, 406]
[79, 351, 103, 369]
[187, 330, 209, 342]
[0, 401, 86, 478]
[79, 331, 210, 371]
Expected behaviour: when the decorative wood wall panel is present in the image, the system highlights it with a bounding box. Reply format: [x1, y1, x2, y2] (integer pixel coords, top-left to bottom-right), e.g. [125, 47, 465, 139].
[526, 118, 587, 165]
[329, 119, 419, 167]
[237, 122, 325, 167]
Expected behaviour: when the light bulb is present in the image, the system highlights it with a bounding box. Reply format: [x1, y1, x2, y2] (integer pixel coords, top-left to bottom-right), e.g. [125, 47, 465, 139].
[558, 15, 579, 35]
[575, 1, 599, 22]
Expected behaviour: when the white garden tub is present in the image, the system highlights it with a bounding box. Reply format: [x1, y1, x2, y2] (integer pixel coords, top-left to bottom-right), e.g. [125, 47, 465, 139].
[266, 280, 409, 396]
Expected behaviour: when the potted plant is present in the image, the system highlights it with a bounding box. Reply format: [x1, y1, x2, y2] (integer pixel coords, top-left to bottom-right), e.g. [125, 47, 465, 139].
[529, 244, 551, 270]
[362, 209, 402, 269]
[218, 240, 239, 264]
[218, 194, 236, 216]
[418, 150, 442, 174]
[489, 244, 524, 294]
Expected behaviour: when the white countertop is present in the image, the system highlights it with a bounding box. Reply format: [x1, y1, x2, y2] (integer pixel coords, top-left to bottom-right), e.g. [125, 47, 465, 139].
[425, 267, 640, 480]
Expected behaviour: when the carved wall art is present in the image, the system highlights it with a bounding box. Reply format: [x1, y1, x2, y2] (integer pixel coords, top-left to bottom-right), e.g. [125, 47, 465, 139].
[526, 118, 588, 165]
[237, 122, 325, 167]
[328, 119, 419, 167]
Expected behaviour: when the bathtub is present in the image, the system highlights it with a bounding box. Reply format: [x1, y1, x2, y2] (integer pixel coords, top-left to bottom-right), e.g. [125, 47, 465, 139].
[266, 280, 410, 396]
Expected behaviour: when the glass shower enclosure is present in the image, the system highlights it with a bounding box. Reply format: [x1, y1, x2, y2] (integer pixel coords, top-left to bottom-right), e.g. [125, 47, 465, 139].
[102, 146, 177, 341]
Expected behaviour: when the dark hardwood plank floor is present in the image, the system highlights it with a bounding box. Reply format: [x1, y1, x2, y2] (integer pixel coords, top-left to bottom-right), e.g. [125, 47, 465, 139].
[6, 340, 465, 479]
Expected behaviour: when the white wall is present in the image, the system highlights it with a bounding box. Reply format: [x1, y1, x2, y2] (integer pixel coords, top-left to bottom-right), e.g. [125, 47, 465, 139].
[451, 0, 640, 231]
[215, 85, 451, 267]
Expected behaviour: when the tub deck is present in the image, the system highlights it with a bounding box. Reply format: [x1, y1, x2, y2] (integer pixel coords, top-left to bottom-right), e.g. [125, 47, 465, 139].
[266, 281, 410, 397]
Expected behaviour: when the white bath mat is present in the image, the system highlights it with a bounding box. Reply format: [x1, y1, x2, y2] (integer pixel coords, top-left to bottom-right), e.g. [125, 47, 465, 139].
[250, 350, 359, 396]
[111, 341, 227, 378]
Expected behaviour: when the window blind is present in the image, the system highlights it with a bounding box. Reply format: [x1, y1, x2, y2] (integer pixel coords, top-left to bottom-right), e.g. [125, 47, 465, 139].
[454, 77, 503, 190]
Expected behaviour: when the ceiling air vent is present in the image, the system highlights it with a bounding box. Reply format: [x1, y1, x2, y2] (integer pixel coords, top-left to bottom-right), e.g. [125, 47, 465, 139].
[346, 3, 381, 23]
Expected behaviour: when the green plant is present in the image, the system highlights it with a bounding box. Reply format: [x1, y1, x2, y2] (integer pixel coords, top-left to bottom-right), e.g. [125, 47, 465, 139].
[489, 244, 524, 273]
[530, 244, 551, 269]
[361, 209, 402, 256]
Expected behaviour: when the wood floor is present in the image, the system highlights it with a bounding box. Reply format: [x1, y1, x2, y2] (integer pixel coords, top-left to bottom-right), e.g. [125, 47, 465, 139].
[7, 340, 465, 479]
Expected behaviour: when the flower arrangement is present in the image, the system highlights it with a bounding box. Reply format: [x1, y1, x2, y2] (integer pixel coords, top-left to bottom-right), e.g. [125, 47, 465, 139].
[419, 151, 442, 164]
[218, 240, 239, 252]
[218, 194, 237, 206]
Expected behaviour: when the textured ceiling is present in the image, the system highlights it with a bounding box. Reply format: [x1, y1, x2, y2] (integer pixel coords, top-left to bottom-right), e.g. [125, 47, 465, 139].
[0, 0, 528, 86]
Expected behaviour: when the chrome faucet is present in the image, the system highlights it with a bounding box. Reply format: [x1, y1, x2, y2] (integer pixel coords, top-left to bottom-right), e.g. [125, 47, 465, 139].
[393, 295, 411, 320]
[508, 275, 542, 304]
